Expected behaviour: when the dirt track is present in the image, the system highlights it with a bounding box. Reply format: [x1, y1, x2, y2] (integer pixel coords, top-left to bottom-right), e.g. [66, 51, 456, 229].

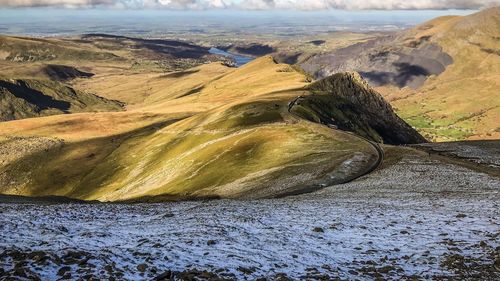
[280, 95, 385, 197]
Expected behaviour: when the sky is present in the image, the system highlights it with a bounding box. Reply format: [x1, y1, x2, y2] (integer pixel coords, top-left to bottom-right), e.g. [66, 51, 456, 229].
[0, 0, 499, 10]
[0, 0, 495, 36]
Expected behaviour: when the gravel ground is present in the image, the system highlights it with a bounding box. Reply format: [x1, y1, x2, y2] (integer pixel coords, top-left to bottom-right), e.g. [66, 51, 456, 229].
[0, 148, 499, 280]
[413, 141, 500, 168]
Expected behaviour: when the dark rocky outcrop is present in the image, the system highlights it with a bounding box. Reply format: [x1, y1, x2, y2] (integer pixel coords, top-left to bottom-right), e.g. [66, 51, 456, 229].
[218, 43, 276, 56]
[43, 64, 94, 81]
[309, 40, 326, 46]
[0, 79, 123, 121]
[291, 72, 427, 145]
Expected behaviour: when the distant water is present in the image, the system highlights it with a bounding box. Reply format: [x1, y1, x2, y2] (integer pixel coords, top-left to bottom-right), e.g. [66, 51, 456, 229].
[209, 47, 254, 67]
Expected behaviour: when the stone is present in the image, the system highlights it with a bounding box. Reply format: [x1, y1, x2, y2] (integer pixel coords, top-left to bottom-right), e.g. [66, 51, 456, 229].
[57, 266, 71, 276]
[154, 270, 172, 280]
[137, 263, 147, 272]
[312, 227, 324, 233]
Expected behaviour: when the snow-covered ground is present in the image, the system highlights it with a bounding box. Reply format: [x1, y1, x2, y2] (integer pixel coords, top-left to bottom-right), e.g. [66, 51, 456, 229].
[0, 151, 499, 280]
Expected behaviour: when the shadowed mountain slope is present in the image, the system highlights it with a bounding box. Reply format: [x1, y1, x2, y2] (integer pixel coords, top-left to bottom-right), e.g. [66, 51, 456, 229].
[299, 34, 453, 89]
[43, 64, 94, 81]
[80, 34, 211, 60]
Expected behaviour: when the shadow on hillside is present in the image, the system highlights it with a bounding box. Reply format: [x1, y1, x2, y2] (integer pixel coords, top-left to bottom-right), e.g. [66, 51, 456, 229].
[0, 116, 188, 200]
[360, 62, 430, 88]
[0, 80, 70, 111]
[81, 34, 210, 59]
[43, 64, 94, 81]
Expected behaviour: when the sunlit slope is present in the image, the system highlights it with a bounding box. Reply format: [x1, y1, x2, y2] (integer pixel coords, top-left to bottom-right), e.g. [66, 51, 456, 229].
[70, 107, 376, 201]
[0, 57, 394, 201]
[379, 7, 500, 141]
[72, 63, 231, 108]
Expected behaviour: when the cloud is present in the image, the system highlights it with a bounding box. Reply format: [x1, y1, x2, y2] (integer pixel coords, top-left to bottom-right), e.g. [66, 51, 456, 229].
[0, 0, 113, 7]
[0, 0, 211, 8]
[1, 0, 499, 9]
[242, 0, 500, 10]
[322, 0, 500, 10]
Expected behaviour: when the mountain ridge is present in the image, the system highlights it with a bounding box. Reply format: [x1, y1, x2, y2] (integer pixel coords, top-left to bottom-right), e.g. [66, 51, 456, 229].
[0, 56, 423, 201]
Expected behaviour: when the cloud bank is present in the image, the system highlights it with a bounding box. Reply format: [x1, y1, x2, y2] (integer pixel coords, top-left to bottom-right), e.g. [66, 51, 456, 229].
[1, 0, 499, 10]
[1, 0, 113, 7]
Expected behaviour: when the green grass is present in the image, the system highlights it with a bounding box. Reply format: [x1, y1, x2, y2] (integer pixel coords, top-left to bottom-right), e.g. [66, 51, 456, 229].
[204, 101, 284, 130]
[433, 127, 473, 140]
[405, 115, 434, 129]
[0, 96, 375, 201]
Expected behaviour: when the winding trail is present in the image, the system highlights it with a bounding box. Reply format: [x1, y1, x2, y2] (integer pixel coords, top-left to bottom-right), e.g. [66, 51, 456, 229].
[282, 95, 385, 196]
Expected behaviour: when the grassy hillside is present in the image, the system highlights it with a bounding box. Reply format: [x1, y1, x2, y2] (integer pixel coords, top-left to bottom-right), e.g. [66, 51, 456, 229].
[0, 56, 420, 201]
[377, 7, 500, 141]
[0, 35, 119, 62]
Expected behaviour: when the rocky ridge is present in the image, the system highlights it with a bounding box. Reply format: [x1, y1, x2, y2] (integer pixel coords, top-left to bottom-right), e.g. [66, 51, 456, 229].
[291, 72, 427, 144]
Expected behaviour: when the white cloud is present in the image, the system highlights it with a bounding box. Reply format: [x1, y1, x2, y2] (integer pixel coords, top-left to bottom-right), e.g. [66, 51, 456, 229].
[323, 0, 500, 10]
[1, 0, 499, 9]
[0, 0, 113, 7]
[0, 0, 217, 8]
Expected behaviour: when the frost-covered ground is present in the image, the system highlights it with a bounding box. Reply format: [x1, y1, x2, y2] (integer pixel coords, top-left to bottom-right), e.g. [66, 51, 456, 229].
[0, 150, 499, 280]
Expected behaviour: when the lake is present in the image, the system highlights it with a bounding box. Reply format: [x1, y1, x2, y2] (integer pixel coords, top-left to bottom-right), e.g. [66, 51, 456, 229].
[209, 47, 254, 67]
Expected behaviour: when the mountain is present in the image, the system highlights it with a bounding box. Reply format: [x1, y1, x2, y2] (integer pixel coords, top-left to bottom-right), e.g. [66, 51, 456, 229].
[299, 33, 453, 89]
[0, 34, 216, 65]
[0, 56, 423, 202]
[298, 7, 500, 141]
